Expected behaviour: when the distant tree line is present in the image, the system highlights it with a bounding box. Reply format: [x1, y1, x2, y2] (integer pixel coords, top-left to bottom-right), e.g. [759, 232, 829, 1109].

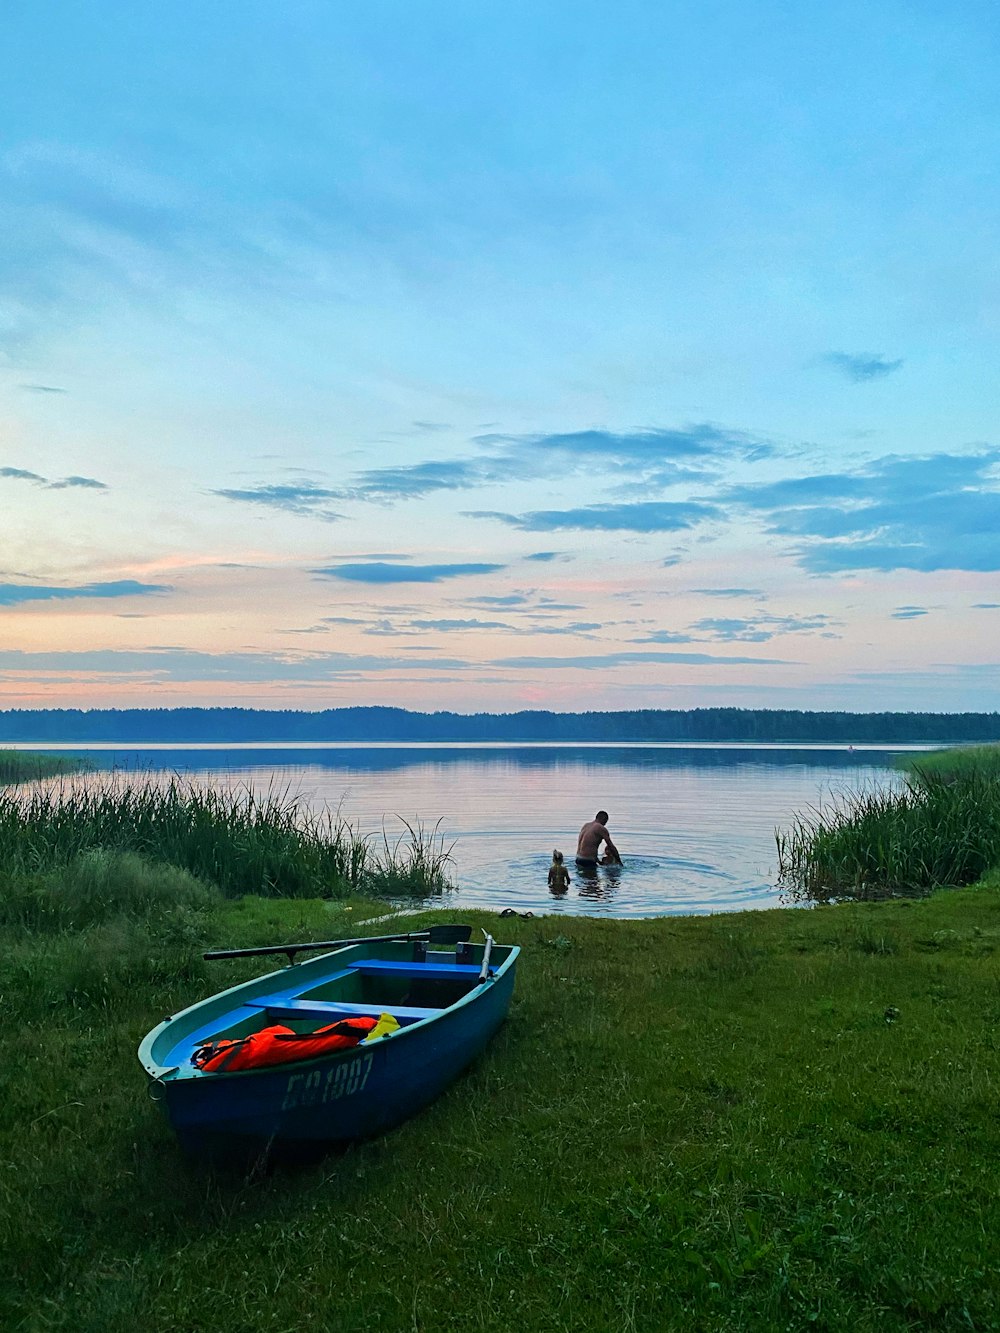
[1, 706, 999, 743]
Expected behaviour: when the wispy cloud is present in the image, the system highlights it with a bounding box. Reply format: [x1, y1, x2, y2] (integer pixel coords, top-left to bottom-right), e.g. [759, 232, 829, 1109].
[0, 142, 208, 351]
[1, 466, 106, 490]
[313, 561, 505, 584]
[725, 473, 870, 508]
[19, 383, 67, 394]
[0, 579, 171, 606]
[211, 482, 345, 520]
[822, 352, 904, 382]
[692, 587, 765, 598]
[630, 630, 695, 644]
[458, 592, 587, 614]
[464, 594, 532, 607]
[416, 617, 513, 631]
[402, 616, 601, 637]
[1, 466, 47, 483]
[362, 619, 418, 637]
[491, 650, 791, 669]
[0, 647, 473, 681]
[47, 475, 107, 490]
[5, 142, 190, 243]
[472, 424, 774, 464]
[363, 616, 516, 636]
[729, 449, 1000, 574]
[689, 614, 837, 642]
[633, 612, 837, 644]
[891, 606, 929, 619]
[347, 460, 507, 501]
[532, 621, 602, 636]
[471, 500, 720, 533]
[337, 423, 775, 509]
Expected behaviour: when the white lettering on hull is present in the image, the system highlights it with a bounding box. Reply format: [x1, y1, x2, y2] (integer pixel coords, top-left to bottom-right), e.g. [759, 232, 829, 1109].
[281, 1051, 375, 1110]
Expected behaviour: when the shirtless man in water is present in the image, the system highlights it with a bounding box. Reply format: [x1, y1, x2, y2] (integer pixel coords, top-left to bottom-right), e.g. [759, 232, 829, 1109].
[575, 810, 622, 870]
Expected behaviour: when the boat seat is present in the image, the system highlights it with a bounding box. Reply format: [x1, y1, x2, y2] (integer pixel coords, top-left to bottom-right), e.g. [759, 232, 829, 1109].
[346, 959, 485, 979]
[245, 997, 440, 1022]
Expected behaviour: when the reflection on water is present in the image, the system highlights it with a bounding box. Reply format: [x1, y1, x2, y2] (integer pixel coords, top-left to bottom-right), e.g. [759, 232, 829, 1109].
[573, 859, 621, 901]
[68, 742, 918, 776]
[34, 743, 916, 919]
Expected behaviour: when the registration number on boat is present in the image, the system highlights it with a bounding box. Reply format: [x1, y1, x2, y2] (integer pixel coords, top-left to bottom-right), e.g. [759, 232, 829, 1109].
[281, 1051, 374, 1110]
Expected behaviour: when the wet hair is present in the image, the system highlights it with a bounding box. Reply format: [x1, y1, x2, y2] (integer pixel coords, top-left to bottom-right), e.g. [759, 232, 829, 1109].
[552, 849, 564, 863]
[595, 810, 609, 824]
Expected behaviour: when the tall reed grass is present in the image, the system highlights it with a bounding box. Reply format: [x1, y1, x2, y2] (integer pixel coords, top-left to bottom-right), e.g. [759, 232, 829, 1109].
[777, 745, 1000, 900]
[902, 742, 1000, 785]
[0, 774, 454, 900]
[0, 749, 90, 784]
[365, 816, 455, 895]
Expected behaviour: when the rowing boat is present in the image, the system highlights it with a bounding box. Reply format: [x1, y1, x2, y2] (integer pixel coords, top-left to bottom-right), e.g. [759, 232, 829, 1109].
[138, 927, 518, 1160]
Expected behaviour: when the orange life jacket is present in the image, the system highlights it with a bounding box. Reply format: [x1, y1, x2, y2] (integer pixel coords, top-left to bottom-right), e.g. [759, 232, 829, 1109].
[191, 1015, 378, 1073]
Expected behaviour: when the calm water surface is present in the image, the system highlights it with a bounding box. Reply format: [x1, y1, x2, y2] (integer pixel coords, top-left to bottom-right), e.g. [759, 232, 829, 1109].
[31, 742, 924, 918]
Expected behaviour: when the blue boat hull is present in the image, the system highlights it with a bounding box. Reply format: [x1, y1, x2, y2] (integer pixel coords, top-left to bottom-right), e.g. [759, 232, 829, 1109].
[144, 945, 517, 1160]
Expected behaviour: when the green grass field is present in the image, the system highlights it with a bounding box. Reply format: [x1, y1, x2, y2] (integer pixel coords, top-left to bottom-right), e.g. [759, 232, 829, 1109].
[3, 747, 999, 1331]
[3, 878, 1000, 1331]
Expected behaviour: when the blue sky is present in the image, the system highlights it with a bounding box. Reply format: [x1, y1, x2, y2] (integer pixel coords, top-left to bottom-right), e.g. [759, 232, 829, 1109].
[2, 0, 999, 711]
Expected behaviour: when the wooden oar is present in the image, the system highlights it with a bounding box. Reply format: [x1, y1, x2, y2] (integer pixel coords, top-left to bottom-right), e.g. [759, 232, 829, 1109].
[204, 923, 472, 966]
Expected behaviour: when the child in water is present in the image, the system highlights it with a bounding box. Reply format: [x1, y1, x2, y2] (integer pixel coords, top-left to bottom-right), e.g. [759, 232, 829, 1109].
[547, 849, 571, 893]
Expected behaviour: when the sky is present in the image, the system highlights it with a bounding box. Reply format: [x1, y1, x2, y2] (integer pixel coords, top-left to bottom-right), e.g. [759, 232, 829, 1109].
[2, 0, 999, 714]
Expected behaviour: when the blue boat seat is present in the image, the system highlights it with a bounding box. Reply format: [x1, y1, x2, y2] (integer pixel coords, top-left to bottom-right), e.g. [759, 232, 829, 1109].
[346, 959, 485, 979]
[245, 996, 440, 1023]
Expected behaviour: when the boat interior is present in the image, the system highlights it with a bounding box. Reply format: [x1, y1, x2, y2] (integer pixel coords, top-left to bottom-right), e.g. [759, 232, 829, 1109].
[156, 938, 506, 1074]
[252, 948, 486, 1028]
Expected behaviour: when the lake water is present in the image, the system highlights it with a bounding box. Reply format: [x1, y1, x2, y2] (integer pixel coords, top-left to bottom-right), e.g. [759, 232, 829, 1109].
[22, 741, 927, 918]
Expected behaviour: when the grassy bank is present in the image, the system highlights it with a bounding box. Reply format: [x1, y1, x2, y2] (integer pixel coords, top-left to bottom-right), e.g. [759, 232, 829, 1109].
[2, 863, 1000, 1330]
[777, 743, 1000, 901]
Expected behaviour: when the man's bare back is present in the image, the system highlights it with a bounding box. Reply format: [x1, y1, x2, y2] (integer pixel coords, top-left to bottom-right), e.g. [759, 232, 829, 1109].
[575, 811, 621, 865]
